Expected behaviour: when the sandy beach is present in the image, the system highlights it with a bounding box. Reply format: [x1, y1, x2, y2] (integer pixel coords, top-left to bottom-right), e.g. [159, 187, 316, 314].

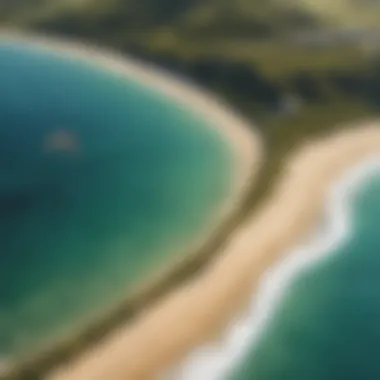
[47, 123, 380, 380]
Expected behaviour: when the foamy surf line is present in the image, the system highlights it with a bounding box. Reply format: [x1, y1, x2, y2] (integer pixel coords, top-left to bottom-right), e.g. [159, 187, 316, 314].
[167, 154, 380, 380]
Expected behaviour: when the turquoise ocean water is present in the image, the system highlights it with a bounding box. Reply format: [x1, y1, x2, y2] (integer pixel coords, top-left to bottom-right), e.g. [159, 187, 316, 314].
[0, 41, 233, 359]
[228, 168, 380, 379]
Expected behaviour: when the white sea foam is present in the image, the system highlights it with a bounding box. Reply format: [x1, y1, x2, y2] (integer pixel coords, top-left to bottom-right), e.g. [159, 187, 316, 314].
[167, 154, 380, 380]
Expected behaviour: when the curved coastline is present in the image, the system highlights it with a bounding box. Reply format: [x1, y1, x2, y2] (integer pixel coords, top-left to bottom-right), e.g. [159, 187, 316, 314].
[0, 31, 261, 378]
[167, 149, 380, 380]
[48, 123, 380, 380]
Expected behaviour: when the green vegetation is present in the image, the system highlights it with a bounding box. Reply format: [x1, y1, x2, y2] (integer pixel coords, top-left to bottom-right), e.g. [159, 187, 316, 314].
[2, 1, 380, 379]
[290, 0, 380, 29]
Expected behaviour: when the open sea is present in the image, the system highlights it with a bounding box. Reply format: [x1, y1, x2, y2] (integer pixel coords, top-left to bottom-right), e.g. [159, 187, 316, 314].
[228, 159, 380, 380]
[0, 41, 234, 360]
[173, 156, 380, 380]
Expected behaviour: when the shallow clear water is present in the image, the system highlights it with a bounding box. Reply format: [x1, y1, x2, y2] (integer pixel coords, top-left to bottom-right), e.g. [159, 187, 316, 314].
[0, 42, 233, 359]
[230, 171, 380, 379]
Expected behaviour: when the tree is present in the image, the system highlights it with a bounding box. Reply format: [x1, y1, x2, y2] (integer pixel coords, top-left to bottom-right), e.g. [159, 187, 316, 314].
[290, 72, 324, 102]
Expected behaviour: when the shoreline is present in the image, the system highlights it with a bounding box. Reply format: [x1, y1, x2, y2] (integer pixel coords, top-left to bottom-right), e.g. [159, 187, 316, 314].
[0, 31, 262, 377]
[48, 123, 380, 380]
[167, 148, 380, 380]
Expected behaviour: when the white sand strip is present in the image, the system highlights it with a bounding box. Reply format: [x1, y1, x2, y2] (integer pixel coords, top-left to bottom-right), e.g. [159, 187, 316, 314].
[168, 147, 380, 380]
[49, 123, 380, 380]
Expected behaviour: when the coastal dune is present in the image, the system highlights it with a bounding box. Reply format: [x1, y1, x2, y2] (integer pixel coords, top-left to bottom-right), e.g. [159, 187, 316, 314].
[49, 123, 380, 380]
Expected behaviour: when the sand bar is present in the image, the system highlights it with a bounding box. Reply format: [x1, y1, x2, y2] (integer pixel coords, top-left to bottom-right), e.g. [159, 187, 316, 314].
[168, 131, 380, 380]
[48, 123, 380, 380]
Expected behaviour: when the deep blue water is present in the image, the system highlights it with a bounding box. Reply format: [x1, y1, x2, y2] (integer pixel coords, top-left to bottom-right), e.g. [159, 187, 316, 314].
[0, 42, 233, 359]
[230, 171, 380, 379]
